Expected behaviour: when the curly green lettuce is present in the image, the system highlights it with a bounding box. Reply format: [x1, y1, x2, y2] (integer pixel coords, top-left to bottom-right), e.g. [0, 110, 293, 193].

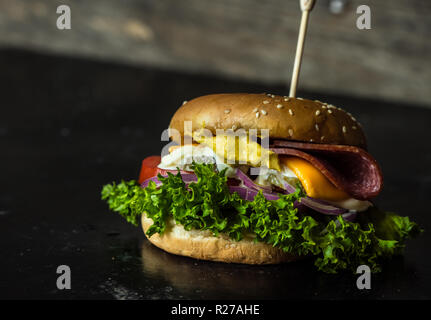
[101, 163, 422, 273]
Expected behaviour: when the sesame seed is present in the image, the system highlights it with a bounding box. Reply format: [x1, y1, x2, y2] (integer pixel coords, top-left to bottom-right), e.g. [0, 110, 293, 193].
[309, 138, 314, 142]
[224, 109, 231, 114]
[288, 129, 294, 136]
[253, 107, 259, 113]
[321, 105, 327, 109]
[289, 109, 294, 116]
[342, 126, 347, 133]
[321, 136, 325, 141]
[270, 94, 275, 98]
[276, 104, 283, 109]
[263, 100, 270, 104]
[352, 126, 357, 130]
[266, 93, 272, 97]
[182, 101, 187, 105]
[315, 124, 319, 131]
[261, 110, 267, 115]
[256, 112, 260, 118]
[284, 97, 290, 102]
[297, 97, 304, 100]
[351, 116, 356, 122]
[315, 110, 321, 116]
[232, 124, 237, 130]
[327, 109, 333, 114]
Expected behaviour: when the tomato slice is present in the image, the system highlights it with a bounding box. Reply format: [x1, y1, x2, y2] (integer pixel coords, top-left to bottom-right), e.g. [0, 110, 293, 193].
[138, 156, 161, 184]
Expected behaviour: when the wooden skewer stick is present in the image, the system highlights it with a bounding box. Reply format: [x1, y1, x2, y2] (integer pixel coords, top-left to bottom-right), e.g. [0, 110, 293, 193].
[289, 0, 316, 98]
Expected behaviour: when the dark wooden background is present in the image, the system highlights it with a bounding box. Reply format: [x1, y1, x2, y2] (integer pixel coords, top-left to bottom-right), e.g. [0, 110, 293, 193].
[0, 0, 430, 107]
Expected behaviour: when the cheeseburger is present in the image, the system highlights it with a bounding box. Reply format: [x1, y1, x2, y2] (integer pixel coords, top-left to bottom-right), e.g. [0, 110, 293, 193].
[102, 93, 420, 273]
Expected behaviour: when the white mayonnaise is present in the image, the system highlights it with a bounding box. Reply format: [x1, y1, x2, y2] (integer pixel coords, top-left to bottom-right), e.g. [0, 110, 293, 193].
[158, 144, 237, 177]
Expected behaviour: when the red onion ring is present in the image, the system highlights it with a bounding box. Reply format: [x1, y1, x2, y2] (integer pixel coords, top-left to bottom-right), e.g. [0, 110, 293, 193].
[299, 197, 347, 215]
[341, 211, 357, 222]
[234, 168, 273, 193]
[228, 186, 280, 201]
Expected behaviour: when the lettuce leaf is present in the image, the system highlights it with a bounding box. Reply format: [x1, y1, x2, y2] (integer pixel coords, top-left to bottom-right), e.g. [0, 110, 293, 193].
[101, 163, 422, 273]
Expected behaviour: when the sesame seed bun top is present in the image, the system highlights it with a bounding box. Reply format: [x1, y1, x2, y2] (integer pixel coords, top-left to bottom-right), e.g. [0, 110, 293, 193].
[169, 93, 367, 149]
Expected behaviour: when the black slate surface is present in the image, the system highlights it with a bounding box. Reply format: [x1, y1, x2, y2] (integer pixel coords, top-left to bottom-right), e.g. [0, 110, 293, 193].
[0, 48, 430, 300]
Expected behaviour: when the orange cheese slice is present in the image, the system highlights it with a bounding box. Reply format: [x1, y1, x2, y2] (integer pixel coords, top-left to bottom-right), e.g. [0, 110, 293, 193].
[281, 156, 350, 201]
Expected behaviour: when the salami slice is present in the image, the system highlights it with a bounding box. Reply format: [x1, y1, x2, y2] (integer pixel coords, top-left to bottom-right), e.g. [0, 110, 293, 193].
[270, 140, 383, 200]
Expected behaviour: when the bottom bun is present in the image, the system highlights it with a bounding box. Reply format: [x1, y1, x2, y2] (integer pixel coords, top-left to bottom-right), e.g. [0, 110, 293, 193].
[142, 214, 301, 264]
